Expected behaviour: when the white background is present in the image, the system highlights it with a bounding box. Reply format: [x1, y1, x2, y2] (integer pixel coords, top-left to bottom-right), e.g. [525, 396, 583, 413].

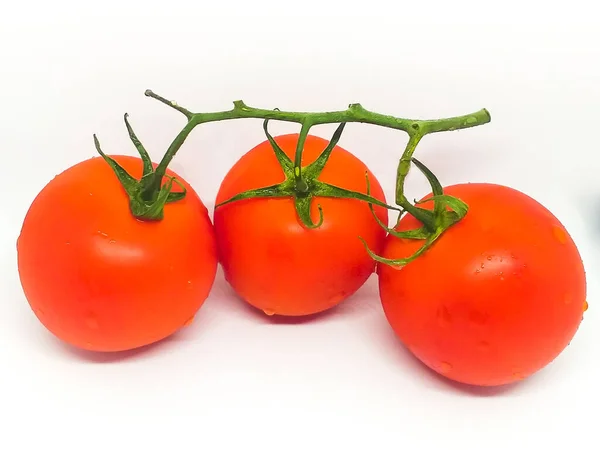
[1, 1, 599, 448]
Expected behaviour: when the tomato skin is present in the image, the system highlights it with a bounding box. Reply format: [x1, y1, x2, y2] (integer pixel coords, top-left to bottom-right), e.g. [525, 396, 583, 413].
[214, 133, 389, 316]
[17, 155, 218, 352]
[378, 183, 587, 387]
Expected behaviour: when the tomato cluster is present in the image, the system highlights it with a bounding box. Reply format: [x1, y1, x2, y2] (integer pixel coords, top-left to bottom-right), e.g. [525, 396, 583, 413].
[16, 92, 588, 388]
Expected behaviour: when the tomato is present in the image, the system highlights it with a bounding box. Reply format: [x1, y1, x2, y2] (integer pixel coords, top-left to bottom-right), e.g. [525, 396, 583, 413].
[17, 155, 218, 352]
[213, 133, 389, 317]
[377, 183, 587, 387]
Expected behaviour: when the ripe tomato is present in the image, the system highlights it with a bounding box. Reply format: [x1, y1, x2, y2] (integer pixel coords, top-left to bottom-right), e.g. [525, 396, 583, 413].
[214, 133, 389, 317]
[377, 183, 587, 386]
[17, 155, 218, 352]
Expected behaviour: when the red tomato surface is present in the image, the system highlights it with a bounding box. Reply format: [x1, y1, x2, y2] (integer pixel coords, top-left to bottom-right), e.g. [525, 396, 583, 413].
[214, 133, 389, 316]
[377, 183, 587, 386]
[17, 155, 218, 352]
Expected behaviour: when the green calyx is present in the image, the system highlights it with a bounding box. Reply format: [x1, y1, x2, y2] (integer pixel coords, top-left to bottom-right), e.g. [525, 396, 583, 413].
[360, 156, 469, 267]
[215, 117, 401, 228]
[94, 113, 186, 221]
[360, 110, 491, 268]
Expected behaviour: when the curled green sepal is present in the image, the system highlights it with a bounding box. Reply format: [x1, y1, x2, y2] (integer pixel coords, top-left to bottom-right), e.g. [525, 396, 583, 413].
[124, 113, 153, 178]
[312, 180, 402, 213]
[262, 116, 294, 177]
[215, 117, 401, 229]
[93, 114, 186, 221]
[359, 231, 442, 268]
[301, 122, 346, 179]
[295, 196, 324, 229]
[216, 184, 292, 207]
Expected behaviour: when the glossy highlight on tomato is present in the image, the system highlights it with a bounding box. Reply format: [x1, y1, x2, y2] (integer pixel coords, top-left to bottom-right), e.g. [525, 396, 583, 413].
[377, 183, 587, 387]
[214, 133, 389, 317]
[17, 155, 218, 352]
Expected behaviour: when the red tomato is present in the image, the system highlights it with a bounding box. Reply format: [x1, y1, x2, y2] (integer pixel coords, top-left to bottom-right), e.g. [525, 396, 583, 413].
[214, 133, 389, 316]
[17, 155, 218, 352]
[377, 183, 587, 386]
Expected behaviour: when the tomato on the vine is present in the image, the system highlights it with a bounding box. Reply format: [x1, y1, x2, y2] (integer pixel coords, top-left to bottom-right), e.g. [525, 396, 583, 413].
[377, 182, 587, 386]
[17, 154, 218, 352]
[214, 133, 389, 317]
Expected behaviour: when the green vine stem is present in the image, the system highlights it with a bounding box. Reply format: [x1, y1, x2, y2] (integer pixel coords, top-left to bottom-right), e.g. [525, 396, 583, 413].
[96, 89, 488, 226]
[92, 89, 489, 230]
